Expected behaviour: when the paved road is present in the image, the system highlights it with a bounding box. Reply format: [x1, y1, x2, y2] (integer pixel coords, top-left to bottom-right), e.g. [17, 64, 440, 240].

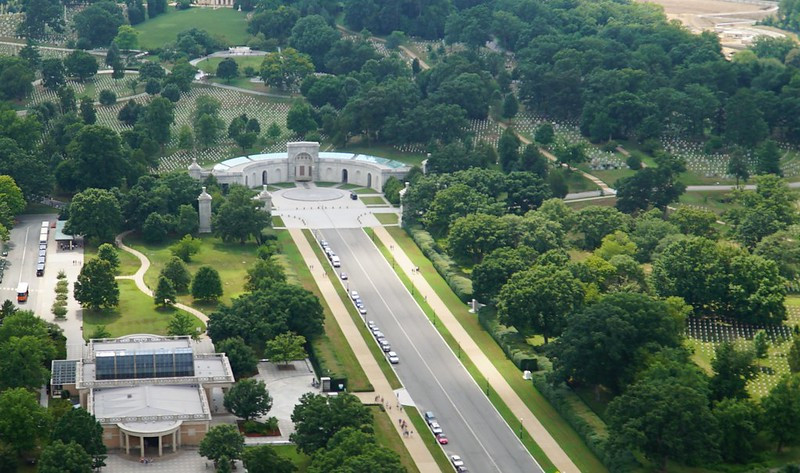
[318, 228, 542, 473]
[0, 214, 56, 310]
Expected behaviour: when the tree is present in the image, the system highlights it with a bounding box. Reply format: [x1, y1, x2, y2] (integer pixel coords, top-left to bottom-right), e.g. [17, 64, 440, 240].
[193, 96, 225, 148]
[170, 234, 201, 262]
[41, 58, 65, 90]
[789, 334, 800, 373]
[141, 97, 175, 148]
[669, 206, 718, 238]
[214, 185, 270, 243]
[58, 86, 77, 113]
[754, 329, 769, 358]
[162, 83, 181, 103]
[235, 132, 258, 152]
[550, 292, 684, 393]
[159, 258, 191, 296]
[607, 354, 719, 471]
[145, 78, 161, 95]
[66, 188, 122, 243]
[265, 332, 307, 364]
[725, 88, 768, 148]
[502, 93, 519, 119]
[224, 379, 273, 421]
[756, 139, 782, 176]
[98, 89, 117, 106]
[79, 97, 96, 125]
[165, 59, 197, 92]
[615, 165, 686, 214]
[762, 374, 800, 452]
[577, 206, 630, 249]
[199, 424, 245, 465]
[497, 264, 584, 343]
[154, 276, 177, 307]
[38, 441, 92, 473]
[64, 51, 98, 82]
[167, 312, 198, 340]
[90, 325, 111, 339]
[18, 0, 64, 40]
[0, 335, 53, 390]
[289, 15, 339, 68]
[73, 1, 125, 47]
[260, 48, 314, 89]
[308, 428, 406, 473]
[96, 243, 120, 272]
[0, 300, 16, 321]
[52, 408, 106, 470]
[178, 124, 194, 149]
[535, 123, 555, 144]
[710, 342, 757, 401]
[727, 150, 750, 184]
[114, 25, 139, 51]
[66, 125, 128, 191]
[726, 174, 798, 248]
[217, 58, 239, 83]
[74, 258, 119, 310]
[713, 398, 760, 464]
[0, 175, 24, 217]
[497, 127, 520, 172]
[447, 213, 513, 264]
[0, 388, 49, 454]
[286, 102, 318, 137]
[242, 445, 296, 473]
[175, 204, 198, 235]
[291, 393, 373, 454]
[142, 212, 170, 243]
[245, 257, 286, 291]
[192, 266, 223, 302]
[595, 231, 637, 261]
[215, 337, 258, 377]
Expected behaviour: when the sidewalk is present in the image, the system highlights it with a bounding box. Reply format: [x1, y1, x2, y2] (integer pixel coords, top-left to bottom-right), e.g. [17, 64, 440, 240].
[288, 228, 439, 473]
[372, 226, 579, 473]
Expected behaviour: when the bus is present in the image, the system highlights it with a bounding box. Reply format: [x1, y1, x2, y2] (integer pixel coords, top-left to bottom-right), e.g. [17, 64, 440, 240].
[16, 282, 29, 303]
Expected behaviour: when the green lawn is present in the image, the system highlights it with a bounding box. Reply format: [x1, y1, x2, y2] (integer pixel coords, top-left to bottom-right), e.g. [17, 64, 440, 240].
[272, 216, 285, 227]
[564, 196, 617, 210]
[369, 406, 420, 473]
[84, 242, 141, 276]
[564, 170, 601, 193]
[577, 164, 635, 187]
[22, 203, 59, 215]
[334, 143, 427, 167]
[271, 445, 312, 472]
[302, 229, 402, 390]
[375, 213, 399, 225]
[677, 190, 738, 215]
[381, 226, 608, 473]
[405, 406, 453, 473]
[360, 196, 386, 205]
[134, 7, 249, 50]
[196, 56, 265, 74]
[276, 230, 372, 392]
[126, 233, 258, 310]
[82, 280, 205, 340]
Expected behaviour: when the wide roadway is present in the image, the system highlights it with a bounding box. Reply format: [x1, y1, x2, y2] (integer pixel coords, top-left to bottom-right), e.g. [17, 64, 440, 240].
[0, 214, 57, 311]
[320, 228, 542, 473]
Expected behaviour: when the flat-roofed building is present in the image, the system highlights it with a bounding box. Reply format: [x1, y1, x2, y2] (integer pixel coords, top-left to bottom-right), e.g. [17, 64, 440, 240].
[51, 334, 234, 457]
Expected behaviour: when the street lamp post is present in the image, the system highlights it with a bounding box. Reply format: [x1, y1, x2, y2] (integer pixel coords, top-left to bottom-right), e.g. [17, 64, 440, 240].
[519, 418, 523, 439]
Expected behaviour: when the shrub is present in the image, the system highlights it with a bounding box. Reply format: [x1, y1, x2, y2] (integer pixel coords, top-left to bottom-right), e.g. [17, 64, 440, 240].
[407, 226, 472, 302]
[56, 293, 68, 302]
[601, 140, 618, 153]
[477, 307, 538, 371]
[56, 280, 69, 293]
[626, 153, 642, 170]
[57, 270, 67, 280]
[98, 89, 116, 105]
[52, 303, 67, 318]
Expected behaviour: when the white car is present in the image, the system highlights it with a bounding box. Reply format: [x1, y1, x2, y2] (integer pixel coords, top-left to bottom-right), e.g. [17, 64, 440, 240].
[388, 351, 399, 364]
[373, 331, 384, 339]
[367, 320, 377, 329]
[355, 298, 364, 308]
[358, 306, 367, 315]
[340, 272, 348, 280]
[320, 240, 329, 248]
[350, 290, 359, 300]
[379, 339, 391, 352]
[450, 455, 464, 468]
[429, 421, 443, 435]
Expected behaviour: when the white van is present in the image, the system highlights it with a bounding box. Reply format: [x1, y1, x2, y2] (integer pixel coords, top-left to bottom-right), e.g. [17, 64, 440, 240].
[331, 256, 341, 267]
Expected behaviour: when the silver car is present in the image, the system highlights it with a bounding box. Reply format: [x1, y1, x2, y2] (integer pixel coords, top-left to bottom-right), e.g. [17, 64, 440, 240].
[388, 351, 399, 364]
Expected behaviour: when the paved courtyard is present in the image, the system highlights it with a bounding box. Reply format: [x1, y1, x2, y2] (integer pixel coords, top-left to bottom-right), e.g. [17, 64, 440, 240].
[104, 448, 243, 472]
[272, 184, 398, 229]
[249, 359, 319, 442]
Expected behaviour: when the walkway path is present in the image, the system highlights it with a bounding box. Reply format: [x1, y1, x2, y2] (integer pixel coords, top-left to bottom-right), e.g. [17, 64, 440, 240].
[371, 226, 579, 473]
[115, 231, 208, 324]
[287, 228, 439, 473]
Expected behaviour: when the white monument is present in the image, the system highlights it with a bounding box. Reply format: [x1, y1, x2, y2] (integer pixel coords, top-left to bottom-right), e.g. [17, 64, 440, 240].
[255, 184, 272, 211]
[198, 187, 212, 233]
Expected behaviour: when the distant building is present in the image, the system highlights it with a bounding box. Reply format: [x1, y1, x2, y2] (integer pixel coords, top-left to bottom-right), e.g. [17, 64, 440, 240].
[51, 335, 234, 457]
[188, 142, 411, 192]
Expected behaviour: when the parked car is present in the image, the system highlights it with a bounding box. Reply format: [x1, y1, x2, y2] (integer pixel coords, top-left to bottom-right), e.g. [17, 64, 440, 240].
[373, 331, 384, 339]
[1, 249, 7, 257]
[355, 298, 364, 308]
[340, 272, 348, 280]
[367, 320, 377, 329]
[350, 290, 359, 300]
[450, 455, 464, 468]
[320, 240, 329, 248]
[429, 421, 443, 435]
[350, 192, 358, 200]
[388, 352, 399, 364]
[358, 306, 367, 315]
[379, 339, 391, 352]
[424, 411, 437, 425]
[436, 433, 449, 445]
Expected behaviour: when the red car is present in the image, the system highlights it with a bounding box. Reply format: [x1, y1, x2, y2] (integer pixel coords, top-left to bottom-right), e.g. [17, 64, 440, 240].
[436, 433, 449, 445]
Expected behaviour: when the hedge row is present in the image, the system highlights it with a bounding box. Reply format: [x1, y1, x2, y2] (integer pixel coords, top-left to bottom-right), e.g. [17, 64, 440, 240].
[406, 225, 473, 302]
[477, 307, 538, 372]
[306, 338, 353, 391]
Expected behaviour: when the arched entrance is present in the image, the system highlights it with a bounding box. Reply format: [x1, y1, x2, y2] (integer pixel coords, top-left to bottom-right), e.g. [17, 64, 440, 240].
[367, 173, 372, 188]
[245, 175, 248, 186]
[262, 170, 268, 185]
[342, 169, 348, 183]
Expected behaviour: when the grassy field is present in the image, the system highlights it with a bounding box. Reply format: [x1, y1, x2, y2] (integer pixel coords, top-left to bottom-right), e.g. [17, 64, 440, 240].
[82, 280, 205, 340]
[368, 406, 420, 473]
[271, 445, 312, 471]
[564, 170, 601, 193]
[126, 233, 258, 310]
[565, 196, 617, 210]
[276, 230, 372, 392]
[134, 7, 249, 50]
[577, 164, 635, 187]
[335, 143, 427, 167]
[360, 196, 386, 205]
[272, 216, 286, 227]
[84, 242, 141, 276]
[375, 213, 399, 224]
[677, 190, 738, 215]
[381, 226, 608, 473]
[302, 229, 403, 390]
[196, 56, 265, 74]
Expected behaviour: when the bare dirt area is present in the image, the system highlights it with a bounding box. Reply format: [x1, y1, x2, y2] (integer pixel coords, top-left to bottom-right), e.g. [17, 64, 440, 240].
[637, 0, 783, 52]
